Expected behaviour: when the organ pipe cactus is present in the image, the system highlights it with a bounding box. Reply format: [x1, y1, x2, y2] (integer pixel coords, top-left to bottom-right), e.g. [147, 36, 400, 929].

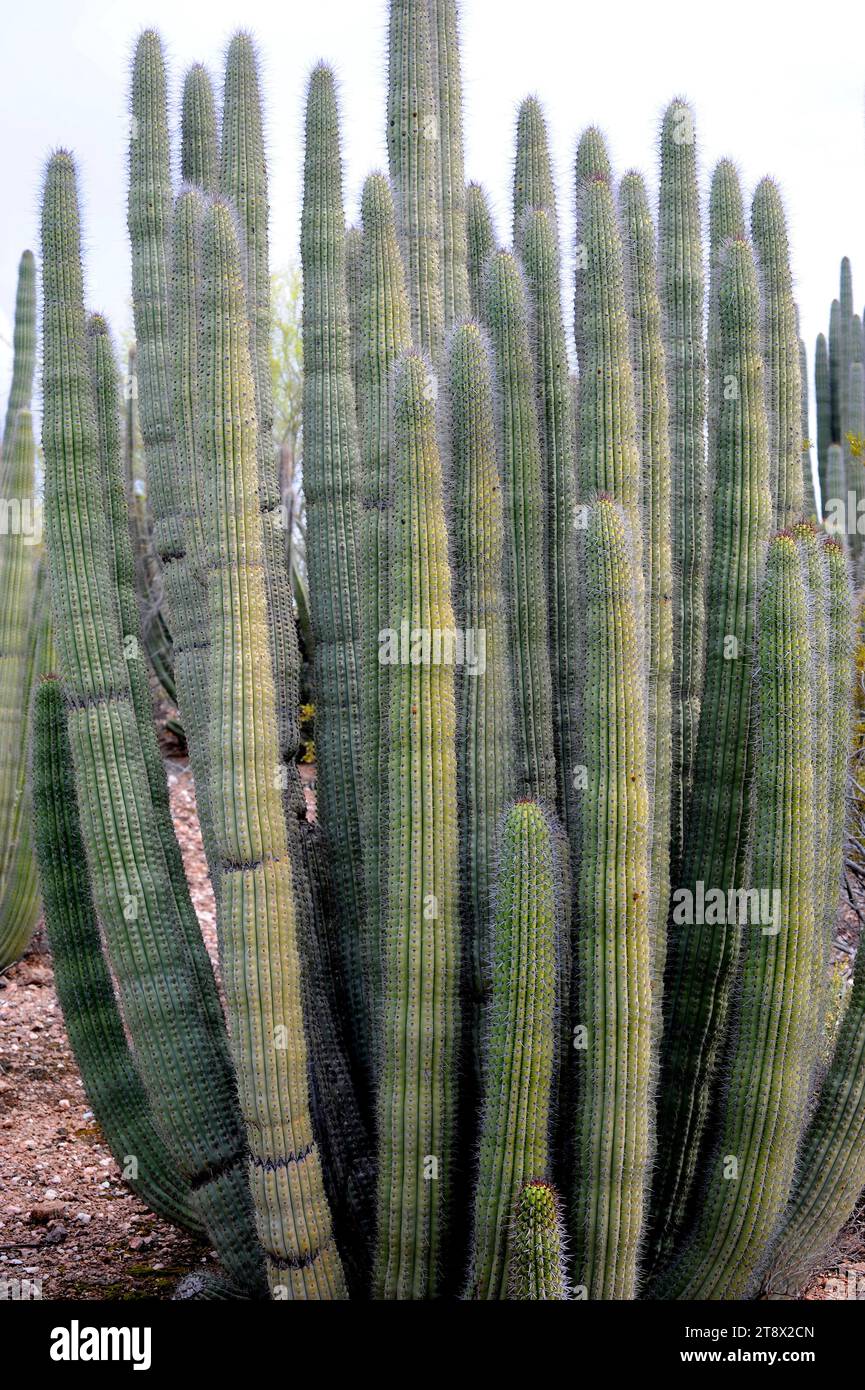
[181, 63, 218, 192]
[375, 352, 460, 1299]
[0, 249, 44, 968]
[0, 250, 42, 970]
[816, 331, 831, 512]
[465, 801, 558, 1301]
[33, 678, 200, 1234]
[356, 172, 411, 1045]
[659, 98, 706, 867]
[466, 182, 494, 321]
[618, 171, 673, 1006]
[42, 149, 264, 1297]
[656, 534, 818, 1300]
[573, 498, 652, 1301]
[751, 178, 803, 529]
[301, 65, 367, 1073]
[387, 0, 444, 360]
[31, 0, 865, 1306]
[448, 322, 514, 1066]
[484, 251, 556, 806]
[201, 197, 346, 1299]
[510, 1181, 568, 1300]
[653, 236, 771, 1263]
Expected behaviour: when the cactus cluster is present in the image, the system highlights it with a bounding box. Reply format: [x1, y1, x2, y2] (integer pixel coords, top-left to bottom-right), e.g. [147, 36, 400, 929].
[19, 0, 864, 1304]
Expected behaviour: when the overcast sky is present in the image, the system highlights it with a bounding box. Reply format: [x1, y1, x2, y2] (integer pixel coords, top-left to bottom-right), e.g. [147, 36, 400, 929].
[1, 0, 862, 445]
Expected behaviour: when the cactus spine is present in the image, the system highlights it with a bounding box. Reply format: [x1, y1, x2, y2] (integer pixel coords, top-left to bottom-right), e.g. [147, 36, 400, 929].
[301, 65, 367, 1073]
[375, 353, 460, 1299]
[465, 801, 558, 1300]
[33, 678, 199, 1234]
[658, 99, 706, 867]
[653, 237, 771, 1262]
[751, 178, 803, 529]
[573, 498, 652, 1301]
[449, 322, 514, 1063]
[510, 1181, 568, 1300]
[484, 251, 556, 805]
[658, 534, 817, 1300]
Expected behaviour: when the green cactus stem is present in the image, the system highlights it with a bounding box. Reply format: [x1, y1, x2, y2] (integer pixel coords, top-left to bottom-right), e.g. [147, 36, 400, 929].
[33, 678, 200, 1234]
[387, 0, 444, 359]
[356, 172, 411, 1046]
[181, 63, 218, 192]
[657, 533, 817, 1300]
[302, 64, 368, 1074]
[514, 97, 557, 237]
[466, 182, 494, 322]
[618, 170, 674, 1043]
[658, 98, 707, 868]
[42, 150, 264, 1297]
[816, 332, 831, 513]
[375, 352, 460, 1300]
[427, 0, 469, 328]
[751, 178, 803, 530]
[573, 497, 652, 1301]
[345, 224, 364, 405]
[465, 801, 559, 1301]
[201, 196, 347, 1299]
[652, 236, 771, 1265]
[509, 1180, 568, 1300]
[484, 250, 556, 806]
[1, 250, 36, 452]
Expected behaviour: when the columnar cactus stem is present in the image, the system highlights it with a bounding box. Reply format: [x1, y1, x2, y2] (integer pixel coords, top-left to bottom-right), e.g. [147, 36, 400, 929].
[427, 0, 469, 328]
[575, 176, 643, 602]
[829, 297, 842, 442]
[345, 225, 364, 405]
[375, 352, 460, 1300]
[618, 170, 673, 1034]
[798, 312, 818, 518]
[181, 63, 218, 192]
[847, 360, 865, 572]
[163, 188, 218, 871]
[658, 98, 706, 867]
[302, 65, 367, 1074]
[573, 127, 611, 368]
[652, 236, 771, 1264]
[387, 0, 444, 360]
[201, 197, 346, 1299]
[484, 250, 556, 806]
[42, 150, 264, 1296]
[657, 533, 817, 1301]
[466, 182, 494, 322]
[33, 678, 200, 1235]
[514, 97, 557, 237]
[751, 178, 803, 529]
[707, 160, 744, 472]
[357, 173, 411, 1044]
[448, 322, 514, 1065]
[573, 497, 652, 1301]
[128, 31, 176, 562]
[824, 443, 847, 547]
[1, 250, 36, 452]
[465, 801, 558, 1302]
[510, 1181, 568, 1300]
[816, 332, 831, 513]
[763, 541, 859, 1296]
[519, 208, 579, 839]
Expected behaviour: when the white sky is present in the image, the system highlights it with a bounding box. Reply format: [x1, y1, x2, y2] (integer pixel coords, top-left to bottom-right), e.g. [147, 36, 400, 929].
[1, 0, 863, 441]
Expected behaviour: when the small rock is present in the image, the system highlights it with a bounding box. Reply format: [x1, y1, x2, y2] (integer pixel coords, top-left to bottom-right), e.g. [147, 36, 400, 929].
[74, 1211, 91, 1224]
[28, 1202, 66, 1224]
